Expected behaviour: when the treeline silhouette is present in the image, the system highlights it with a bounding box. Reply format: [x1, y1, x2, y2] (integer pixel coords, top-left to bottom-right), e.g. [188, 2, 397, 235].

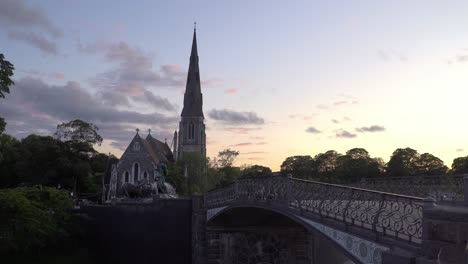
[280, 148, 468, 184]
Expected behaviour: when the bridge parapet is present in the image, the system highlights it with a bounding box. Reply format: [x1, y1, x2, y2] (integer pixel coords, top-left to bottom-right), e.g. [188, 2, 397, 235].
[353, 174, 467, 202]
[205, 176, 424, 245]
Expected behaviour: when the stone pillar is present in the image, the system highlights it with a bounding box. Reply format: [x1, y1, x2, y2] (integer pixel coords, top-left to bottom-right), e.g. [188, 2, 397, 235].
[192, 194, 207, 264]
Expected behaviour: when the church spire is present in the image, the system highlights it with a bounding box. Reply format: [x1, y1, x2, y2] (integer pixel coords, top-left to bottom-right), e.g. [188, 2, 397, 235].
[181, 25, 203, 117]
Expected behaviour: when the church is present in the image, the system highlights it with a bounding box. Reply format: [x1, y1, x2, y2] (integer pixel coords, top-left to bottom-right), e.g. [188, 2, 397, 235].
[106, 27, 206, 200]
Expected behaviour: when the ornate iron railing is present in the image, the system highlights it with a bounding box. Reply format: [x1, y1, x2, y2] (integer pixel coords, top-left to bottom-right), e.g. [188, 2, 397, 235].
[352, 175, 465, 201]
[204, 176, 423, 244]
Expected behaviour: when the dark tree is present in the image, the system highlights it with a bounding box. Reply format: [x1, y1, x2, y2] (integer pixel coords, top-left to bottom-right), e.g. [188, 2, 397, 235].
[54, 119, 103, 150]
[415, 153, 448, 175]
[451, 156, 468, 174]
[335, 148, 382, 183]
[0, 134, 20, 187]
[315, 150, 342, 182]
[0, 117, 5, 135]
[216, 148, 239, 168]
[0, 53, 15, 99]
[386, 148, 419, 176]
[280, 155, 315, 179]
[241, 165, 272, 178]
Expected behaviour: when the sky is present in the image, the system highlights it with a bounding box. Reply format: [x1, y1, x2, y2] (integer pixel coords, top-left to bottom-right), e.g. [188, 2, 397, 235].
[1, 0, 468, 171]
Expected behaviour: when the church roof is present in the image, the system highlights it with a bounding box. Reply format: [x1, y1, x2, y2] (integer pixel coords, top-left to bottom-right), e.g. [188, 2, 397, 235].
[145, 134, 174, 163]
[181, 27, 204, 117]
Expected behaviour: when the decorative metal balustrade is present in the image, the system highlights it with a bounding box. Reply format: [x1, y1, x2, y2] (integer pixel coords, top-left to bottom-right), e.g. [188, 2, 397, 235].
[204, 176, 423, 244]
[352, 175, 465, 201]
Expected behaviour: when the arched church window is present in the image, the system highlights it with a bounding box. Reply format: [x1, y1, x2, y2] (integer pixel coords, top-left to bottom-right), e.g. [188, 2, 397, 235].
[188, 123, 194, 140]
[143, 172, 148, 179]
[133, 142, 140, 151]
[133, 163, 139, 183]
[124, 172, 129, 183]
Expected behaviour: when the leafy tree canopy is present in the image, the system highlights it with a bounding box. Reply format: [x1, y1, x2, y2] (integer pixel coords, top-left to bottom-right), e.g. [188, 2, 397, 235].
[241, 164, 272, 178]
[216, 148, 239, 168]
[452, 156, 468, 174]
[54, 119, 103, 147]
[0, 53, 15, 99]
[280, 155, 315, 179]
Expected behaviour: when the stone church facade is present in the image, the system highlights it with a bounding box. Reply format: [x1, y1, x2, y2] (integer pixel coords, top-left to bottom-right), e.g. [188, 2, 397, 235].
[106, 27, 206, 199]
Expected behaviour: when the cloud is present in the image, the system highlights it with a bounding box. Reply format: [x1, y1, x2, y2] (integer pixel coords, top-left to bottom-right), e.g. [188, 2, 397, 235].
[241, 151, 268, 154]
[256, 142, 268, 145]
[230, 142, 253, 147]
[0, 77, 178, 147]
[333, 101, 348, 106]
[378, 49, 407, 62]
[8, 31, 58, 54]
[133, 90, 178, 111]
[208, 109, 265, 125]
[85, 41, 187, 93]
[336, 130, 357, 138]
[0, 0, 61, 36]
[343, 116, 351, 121]
[356, 125, 385, 133]
[331, 119, 339, 124]
[305, 127, 321, 134]
[456, 148, 464, 152]
[0, 0, 61, 54]
[225, 88, 238, 94]
[317, 104, 329, 109]
[224, 127, 261, 134]
[201, 78, 223, 87]
[19, 69, 65, 81]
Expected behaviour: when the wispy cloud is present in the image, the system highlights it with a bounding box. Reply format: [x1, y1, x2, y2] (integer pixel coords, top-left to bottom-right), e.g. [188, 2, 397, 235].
[0, 0, 61, 54]
[356, 125, 385, 133]
[305, 126, 321, 134]
[225, 88, 238, 94]
[336, 130, 357, 138]
[208, 109, 265, 125]
[331, 119, 339, 124]
[378, 49, 408, 62]
[456, 148, 464, 152]
[0, 77, 178, 147]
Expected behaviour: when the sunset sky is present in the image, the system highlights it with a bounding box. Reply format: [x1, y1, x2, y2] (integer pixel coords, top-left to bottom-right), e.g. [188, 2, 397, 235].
[1, 0, 468, 171]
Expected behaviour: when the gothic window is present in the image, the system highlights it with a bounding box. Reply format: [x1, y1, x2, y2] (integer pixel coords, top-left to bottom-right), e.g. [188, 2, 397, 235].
[188, 123, 195, 140]
[143, 172, 148, 179]
[133, 163, 139, 183]
[133, 142, 140, 151]
[124, 172, 129, 183]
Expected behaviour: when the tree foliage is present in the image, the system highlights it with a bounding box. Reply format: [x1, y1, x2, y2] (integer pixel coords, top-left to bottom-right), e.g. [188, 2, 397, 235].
[386, 148, 419, 176]
[451, 156, 468, 174]
[280, 155, 315, 179]
[54, 119, 103, 151]
[0, 187, 78, 255]
[216, 148, 239, 168]
[241, 164, 272, 178]
[0, 53, 15, 99]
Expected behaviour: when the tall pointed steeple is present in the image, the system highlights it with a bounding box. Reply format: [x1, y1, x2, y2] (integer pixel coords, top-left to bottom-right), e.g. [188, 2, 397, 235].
[181, 25, 203, 117]
[176, 24, 206, 161]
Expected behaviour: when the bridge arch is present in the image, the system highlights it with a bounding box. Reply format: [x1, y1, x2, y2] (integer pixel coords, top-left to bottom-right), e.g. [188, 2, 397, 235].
[207, 204, 385, 264]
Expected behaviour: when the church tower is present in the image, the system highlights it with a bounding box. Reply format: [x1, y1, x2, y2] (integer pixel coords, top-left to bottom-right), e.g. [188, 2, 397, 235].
[176, 26, 206, 160]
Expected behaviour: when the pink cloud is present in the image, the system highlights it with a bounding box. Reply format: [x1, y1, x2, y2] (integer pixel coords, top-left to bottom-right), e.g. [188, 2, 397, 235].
[256, 142, 268, 145]
[201, 78, 223, 87]
[161, 64, 182, 74]
[231, 142, 252, 147]
[225, 88, 238, 94]
[49, 72, 65, 80]
[303, 114, 318, 121]
[351, 100, 359, 104]
[120, 86, 144, 96]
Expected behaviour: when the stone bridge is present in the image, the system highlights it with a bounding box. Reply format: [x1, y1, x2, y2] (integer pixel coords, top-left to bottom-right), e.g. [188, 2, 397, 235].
[191, 176, 468, 264]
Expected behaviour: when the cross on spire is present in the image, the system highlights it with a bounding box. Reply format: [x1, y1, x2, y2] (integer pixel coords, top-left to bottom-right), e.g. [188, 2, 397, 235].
[194, 21, 197, 31]
[148, 128, 151, 135]
[136, 128, 140, 133]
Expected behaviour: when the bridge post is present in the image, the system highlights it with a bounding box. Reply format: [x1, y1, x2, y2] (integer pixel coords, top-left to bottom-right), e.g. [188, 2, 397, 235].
[192, 194, 207, 264]
[464, 175, 468, 206]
